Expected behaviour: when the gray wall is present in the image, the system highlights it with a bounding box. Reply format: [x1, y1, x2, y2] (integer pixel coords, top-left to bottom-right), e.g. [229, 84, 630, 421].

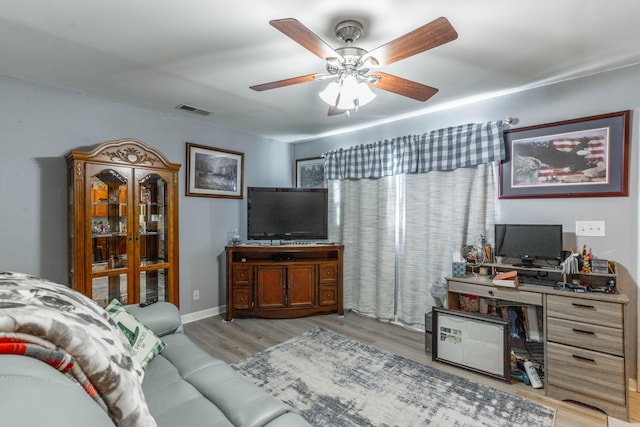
[0, 75, 291, 316]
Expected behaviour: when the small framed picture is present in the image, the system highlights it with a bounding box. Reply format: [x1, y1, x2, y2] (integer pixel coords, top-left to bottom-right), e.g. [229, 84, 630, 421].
[186, 143, 244, 199]
[296, 157, 326, 188]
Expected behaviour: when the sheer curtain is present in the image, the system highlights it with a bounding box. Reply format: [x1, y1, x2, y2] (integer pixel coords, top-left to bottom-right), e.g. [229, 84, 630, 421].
[329, 177, 397, 321]
[397, 164, 497, 327]
[325, 121, 503, 328]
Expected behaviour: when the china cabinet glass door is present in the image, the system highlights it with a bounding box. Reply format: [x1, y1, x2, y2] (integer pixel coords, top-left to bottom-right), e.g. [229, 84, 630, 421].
[135, 168, 174, 304]
[86, 164, 132, 307]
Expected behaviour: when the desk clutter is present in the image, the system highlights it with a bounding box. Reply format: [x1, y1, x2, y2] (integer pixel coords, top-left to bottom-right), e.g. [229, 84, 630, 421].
[457, 293, 543, 343]
[493, 270, 518, 288]
[515, 271, 618, 294]
[453, 259, 618, 294]
[562, 244, 614, 275]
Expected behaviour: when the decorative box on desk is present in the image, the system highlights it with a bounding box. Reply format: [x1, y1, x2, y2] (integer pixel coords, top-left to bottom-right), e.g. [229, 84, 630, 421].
[451, 261, 466, 278]
[225, 244, 344, 321]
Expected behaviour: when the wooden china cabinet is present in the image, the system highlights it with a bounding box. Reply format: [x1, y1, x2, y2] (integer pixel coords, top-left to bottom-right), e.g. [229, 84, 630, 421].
[66, 138, 181, 307]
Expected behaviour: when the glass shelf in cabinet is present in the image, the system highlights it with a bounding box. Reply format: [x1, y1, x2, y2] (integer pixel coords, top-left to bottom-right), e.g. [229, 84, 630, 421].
[92, 232, 128, 238]
[140, 258, 167, 266]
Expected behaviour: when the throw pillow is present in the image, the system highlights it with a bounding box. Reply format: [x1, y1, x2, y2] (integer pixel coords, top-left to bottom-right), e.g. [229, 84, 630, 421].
[105, 299, 166, 370]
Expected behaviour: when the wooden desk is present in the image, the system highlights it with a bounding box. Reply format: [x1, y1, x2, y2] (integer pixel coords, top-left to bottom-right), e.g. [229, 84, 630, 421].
[446, 274, 629, 420]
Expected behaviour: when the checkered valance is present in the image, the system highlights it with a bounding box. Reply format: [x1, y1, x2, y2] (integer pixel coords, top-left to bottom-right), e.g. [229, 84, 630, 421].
[323, 121, 505, 180]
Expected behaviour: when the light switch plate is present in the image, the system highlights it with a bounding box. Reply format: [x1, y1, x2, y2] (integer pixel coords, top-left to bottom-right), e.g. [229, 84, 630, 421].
[576, 221, 605, 237]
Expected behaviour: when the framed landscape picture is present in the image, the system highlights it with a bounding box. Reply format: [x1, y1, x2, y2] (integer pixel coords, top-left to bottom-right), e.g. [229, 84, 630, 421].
[499, 110, 630, 199]
[296, 157, 326, 188]
[186, 143, 244, 199]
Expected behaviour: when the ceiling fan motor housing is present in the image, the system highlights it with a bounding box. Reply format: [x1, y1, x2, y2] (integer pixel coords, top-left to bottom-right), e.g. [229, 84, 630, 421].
[335, 20, 364, 43]
[329, 46, 368, 72]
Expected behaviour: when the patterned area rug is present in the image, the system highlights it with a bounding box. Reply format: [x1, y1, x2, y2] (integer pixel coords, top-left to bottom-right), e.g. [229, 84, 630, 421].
[232, 328, 556, 427]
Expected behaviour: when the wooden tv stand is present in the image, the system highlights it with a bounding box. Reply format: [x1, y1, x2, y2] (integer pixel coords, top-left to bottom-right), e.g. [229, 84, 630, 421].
[225, 244, 343, 321]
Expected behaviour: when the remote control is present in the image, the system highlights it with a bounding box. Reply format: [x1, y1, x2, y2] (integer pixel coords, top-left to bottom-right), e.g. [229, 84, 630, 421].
[524, 361, 543, 389]
[139, 298, 158, 307]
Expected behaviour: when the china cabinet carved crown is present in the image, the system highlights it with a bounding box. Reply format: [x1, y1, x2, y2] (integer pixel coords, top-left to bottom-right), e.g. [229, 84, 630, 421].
[66, 138, 181, 307]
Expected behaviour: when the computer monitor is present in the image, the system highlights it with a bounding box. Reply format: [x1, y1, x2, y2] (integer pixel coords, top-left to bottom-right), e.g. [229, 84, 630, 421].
[494, 224, 563, 267]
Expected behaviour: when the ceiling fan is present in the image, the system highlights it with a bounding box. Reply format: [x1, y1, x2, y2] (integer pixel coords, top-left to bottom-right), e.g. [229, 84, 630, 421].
[250, 17, 458, 115]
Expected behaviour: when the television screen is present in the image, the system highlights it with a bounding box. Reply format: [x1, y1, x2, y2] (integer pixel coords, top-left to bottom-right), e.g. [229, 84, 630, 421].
[494, 224, 563, 267]
[247, 187, 328, 240]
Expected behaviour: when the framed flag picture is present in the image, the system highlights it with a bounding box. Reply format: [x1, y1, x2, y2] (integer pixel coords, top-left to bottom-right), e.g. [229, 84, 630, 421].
[499, 110, 630, 198]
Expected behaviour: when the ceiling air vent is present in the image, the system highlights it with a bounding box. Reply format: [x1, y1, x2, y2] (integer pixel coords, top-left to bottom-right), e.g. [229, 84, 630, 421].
[175, 104, 212, 116]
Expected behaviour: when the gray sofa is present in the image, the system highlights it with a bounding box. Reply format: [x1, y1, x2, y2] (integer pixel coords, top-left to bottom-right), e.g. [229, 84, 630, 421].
[0, 301, 311, 427]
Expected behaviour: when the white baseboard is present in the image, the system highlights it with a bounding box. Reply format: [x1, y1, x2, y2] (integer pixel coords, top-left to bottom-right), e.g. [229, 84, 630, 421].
[181, 305, 226, 324]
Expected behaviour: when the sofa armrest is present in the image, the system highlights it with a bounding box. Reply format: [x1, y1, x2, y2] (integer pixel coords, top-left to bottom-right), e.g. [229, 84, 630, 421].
[124, 302, 183, 337]
[0, 355, 115, 427]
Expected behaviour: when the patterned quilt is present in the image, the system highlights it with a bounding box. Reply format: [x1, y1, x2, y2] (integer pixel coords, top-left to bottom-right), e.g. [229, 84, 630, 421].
[0, 272, 156, 427]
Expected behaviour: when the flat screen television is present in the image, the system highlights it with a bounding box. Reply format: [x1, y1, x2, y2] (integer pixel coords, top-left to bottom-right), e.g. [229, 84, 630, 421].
[494, 224, 563, 267]
[247, 187, 328, 241]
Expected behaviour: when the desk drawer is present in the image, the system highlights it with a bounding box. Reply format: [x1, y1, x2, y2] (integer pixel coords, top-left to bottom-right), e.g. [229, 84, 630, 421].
[547, 342, 625, 406]
[547, 294, 623, 328]
[448, 280, 542, 306]
[547, 317, 624, 356]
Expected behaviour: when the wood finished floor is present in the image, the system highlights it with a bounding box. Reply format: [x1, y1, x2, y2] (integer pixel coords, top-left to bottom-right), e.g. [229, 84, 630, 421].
[184, 311, 638, 427]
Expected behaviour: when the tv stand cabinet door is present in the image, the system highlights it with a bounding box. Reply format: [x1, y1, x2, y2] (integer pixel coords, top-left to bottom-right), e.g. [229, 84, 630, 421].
[287, 264, 316, 307]
[256, 266, 287, 309]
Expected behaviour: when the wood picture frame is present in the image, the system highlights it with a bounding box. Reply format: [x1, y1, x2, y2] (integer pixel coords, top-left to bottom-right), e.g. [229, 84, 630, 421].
[186, 143, 244, 199]
[296, 157, 326, 188]
[499, 110, 630, 199]
[432, 307, 510, 382]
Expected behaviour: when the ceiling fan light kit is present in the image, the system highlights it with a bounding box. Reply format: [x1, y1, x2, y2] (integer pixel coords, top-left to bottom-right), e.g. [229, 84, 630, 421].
[318, 74, 376, 111]
[251, 17, 458, 116]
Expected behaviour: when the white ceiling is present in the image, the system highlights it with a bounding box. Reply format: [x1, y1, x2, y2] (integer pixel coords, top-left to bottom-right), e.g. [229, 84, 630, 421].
[2, 0, 640, 143]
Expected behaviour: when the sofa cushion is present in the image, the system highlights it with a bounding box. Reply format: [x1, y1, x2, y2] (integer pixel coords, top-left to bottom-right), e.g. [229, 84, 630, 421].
[106, 299, 166, 370]
[152, 333, 294, 427]
[142, 355, 233, 427]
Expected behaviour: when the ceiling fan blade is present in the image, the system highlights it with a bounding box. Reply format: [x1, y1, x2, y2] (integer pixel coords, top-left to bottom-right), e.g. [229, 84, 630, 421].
[270, 18, 339, 61]
[364, 17, 458, 67]
[250, 74, 317, 91]
[369, 72, 439, 101]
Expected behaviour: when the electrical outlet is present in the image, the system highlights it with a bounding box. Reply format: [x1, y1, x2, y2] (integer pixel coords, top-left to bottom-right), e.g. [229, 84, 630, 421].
[193, 289, 200, 301]
[576, 220, 605, 237]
